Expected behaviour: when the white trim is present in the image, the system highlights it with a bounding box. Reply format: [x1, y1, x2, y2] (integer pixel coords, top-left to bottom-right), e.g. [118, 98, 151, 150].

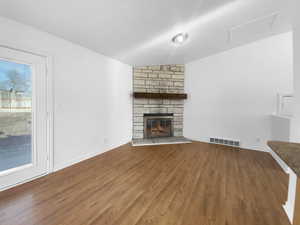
[53, 141, 130, 172]
[0, 164, 33, 177]
[267, 146, 289, 173]
[0, 43, 54, 189]
[0, 172, 48, 192]
[1, 43, 54, 173]
[267, 146, 295, 223]
[53, 150, 106, 172]
[45, 56, 54, 173]
[283, 168, 297, 224]
[186, 137, 268, 152]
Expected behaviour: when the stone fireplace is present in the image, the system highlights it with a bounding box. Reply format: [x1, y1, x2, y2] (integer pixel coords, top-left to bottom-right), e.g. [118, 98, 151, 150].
[133, 65, 185, 140]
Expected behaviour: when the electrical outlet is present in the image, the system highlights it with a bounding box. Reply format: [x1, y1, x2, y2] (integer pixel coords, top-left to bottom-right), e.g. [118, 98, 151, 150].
[103, 138, 108, 144]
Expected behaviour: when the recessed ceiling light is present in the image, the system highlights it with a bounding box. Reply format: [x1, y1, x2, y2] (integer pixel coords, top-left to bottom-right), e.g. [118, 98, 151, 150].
[172, 33, 188, 45]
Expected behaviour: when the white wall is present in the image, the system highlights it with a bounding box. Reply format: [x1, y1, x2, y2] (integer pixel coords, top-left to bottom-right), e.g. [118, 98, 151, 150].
[0, 17, 132, 171]
[270, 115, 291, 142]
[184, 32, 293, 151]
[291, 2, 300, 142]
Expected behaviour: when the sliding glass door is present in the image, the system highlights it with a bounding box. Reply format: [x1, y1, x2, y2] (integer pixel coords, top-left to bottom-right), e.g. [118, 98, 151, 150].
[0, 46, 49, 190]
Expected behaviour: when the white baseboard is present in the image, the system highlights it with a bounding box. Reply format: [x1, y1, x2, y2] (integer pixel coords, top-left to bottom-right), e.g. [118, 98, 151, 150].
[267, 146, 289, 173]
[1, 140, 131, 192]
[53, 139, 130, 172]
[53, 149, 106, 172]
[0, 172, 48, 192]
[186, 136, 268, 152]
[283, 168, 297, 224]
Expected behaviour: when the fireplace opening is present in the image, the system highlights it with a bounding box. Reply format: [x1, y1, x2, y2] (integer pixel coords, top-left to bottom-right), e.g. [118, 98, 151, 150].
[144, 113, 173, 138]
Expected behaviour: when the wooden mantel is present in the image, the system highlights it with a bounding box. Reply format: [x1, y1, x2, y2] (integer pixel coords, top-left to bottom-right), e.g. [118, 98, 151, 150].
[133, 92, 188, 100]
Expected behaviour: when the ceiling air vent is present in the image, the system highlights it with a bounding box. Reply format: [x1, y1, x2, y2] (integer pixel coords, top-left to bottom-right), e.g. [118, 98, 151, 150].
[228, 13, 278, 43]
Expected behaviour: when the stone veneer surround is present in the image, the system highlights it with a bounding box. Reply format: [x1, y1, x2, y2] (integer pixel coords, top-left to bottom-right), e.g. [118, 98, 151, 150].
[133, 65, 185, 139]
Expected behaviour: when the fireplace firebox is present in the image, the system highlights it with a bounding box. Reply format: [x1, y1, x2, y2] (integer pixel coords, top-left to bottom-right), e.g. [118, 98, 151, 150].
[144, 113, 174, 138]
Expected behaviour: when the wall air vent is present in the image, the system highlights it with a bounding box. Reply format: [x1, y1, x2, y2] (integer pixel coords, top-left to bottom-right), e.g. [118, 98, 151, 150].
[209, 137, 240, 148]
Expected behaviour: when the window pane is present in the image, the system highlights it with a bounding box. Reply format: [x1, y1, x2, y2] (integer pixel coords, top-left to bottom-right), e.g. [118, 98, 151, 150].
[0, 59, 32, 172]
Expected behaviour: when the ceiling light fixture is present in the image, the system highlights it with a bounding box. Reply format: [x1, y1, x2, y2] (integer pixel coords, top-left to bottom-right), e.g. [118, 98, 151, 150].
[172, 33, 188, 45]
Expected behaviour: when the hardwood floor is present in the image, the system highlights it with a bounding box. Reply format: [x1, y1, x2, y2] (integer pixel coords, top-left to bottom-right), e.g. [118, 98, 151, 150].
[0, 142, 290, 225]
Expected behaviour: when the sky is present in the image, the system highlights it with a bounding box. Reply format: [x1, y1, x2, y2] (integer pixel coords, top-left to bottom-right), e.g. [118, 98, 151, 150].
[0, 59, 31, 92]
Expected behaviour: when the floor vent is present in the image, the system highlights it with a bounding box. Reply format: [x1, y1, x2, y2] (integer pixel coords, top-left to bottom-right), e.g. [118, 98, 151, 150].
[209, 138, 240, 147]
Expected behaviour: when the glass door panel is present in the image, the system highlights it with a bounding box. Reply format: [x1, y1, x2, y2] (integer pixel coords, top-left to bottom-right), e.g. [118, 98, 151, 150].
[0, 60, 32, 172]
[0, 46, 48, 191]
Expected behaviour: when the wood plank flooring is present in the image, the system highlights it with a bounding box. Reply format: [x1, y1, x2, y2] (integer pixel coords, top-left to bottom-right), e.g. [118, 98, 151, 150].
[0, 142, 290, 225]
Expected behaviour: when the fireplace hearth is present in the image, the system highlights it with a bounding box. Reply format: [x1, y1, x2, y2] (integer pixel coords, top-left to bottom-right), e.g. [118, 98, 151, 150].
[144, 113, 173, 138]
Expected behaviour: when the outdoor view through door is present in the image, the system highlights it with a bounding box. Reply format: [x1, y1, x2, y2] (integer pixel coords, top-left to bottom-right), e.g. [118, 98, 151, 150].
[0, 46, 49, 191]
[0, 59, 32, 172]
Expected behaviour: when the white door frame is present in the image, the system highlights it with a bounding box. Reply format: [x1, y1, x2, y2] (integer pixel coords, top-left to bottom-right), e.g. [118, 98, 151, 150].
[0, 43, 54, 191]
